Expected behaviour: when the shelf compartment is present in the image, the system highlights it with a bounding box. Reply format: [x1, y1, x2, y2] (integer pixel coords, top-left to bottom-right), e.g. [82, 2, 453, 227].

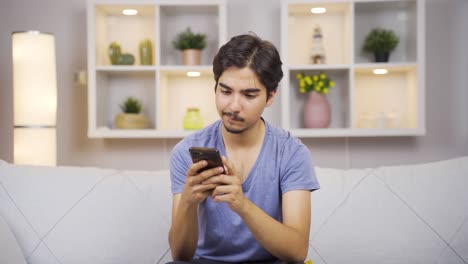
[94, 4, 156, 66]
[95, 71, 156, 130]
[159, 5, 221, 66]
[354, 0, 418, 63]
[158, 68, 218, 130]
[286, 2, 351, 65]
[353, 64, 418, 129]
[288, 68, 350, 129]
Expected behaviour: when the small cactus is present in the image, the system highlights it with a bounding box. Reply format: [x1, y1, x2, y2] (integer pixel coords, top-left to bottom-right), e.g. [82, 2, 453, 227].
[120, 97, 142, 114]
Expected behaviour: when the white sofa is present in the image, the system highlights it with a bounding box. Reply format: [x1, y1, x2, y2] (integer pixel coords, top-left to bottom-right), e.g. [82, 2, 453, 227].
[1, 157, 468, 264]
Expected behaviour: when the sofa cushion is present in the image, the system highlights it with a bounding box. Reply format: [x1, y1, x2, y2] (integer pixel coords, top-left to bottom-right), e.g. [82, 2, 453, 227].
[2, 157, 468, 264]
[0, 215, 27, 264]
[0, 161, 173, 264]
[307, 156, 468, 264]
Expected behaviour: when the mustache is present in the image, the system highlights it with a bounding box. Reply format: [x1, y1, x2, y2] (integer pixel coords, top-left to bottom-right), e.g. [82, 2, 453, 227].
[223, 112, 244, 122]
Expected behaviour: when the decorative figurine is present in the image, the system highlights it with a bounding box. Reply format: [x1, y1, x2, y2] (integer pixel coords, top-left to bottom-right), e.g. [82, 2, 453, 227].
[311, 25, 326, 64]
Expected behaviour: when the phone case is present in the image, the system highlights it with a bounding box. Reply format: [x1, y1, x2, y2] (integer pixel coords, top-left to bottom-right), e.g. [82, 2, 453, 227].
[189, 147, 225, 174]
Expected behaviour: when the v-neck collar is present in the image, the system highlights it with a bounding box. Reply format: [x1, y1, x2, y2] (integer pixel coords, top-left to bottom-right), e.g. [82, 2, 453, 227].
[216, 119, 270, 192]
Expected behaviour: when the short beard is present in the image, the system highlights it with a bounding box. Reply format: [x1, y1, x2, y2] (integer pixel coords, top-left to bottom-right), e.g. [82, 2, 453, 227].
[222, 123, 246, 134]
[222, 112, 246, 134]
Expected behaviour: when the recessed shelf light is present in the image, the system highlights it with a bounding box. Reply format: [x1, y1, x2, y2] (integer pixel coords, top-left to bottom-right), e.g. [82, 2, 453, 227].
[310, 7, 326, 14]
[373, 69, 388, 75]
[122, 9, 138, 16]
[187, 71, 201, 77]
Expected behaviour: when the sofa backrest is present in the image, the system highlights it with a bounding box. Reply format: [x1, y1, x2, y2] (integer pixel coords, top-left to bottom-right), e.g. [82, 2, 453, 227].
[1, 157, 468, 264]
[309, 156, 468, 264]
[0, 160, 173, 264]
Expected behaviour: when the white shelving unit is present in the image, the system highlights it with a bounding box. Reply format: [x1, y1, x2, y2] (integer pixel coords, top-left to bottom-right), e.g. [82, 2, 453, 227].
[87, 0, 424, 138]
[280, 0, 425, 137]
[87, 0, 227, 138]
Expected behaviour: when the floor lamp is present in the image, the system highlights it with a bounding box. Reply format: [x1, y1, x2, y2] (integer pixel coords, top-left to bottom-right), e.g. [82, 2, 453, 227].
[12, 31, 57, 166]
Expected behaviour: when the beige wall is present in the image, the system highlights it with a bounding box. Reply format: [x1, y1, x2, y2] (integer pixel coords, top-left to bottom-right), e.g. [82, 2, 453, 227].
[1, 0, 467, 170]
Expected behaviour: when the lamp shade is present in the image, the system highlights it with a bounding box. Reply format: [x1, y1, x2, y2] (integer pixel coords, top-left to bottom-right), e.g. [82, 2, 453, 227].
[14, 128, 56, 165]
[12, 31, 57, 165]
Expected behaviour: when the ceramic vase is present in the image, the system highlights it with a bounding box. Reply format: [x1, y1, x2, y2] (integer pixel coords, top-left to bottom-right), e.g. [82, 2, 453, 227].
[182, 49, 201, 65]
[139, 39, 153, 65]
[183, 107, 203, 130]
[303, 91, 331, 128]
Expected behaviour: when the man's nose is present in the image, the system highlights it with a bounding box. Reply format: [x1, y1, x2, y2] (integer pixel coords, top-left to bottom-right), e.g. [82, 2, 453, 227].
[228, 94, 241, 112]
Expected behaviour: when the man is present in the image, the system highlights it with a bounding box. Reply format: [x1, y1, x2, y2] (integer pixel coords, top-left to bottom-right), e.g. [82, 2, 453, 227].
[168, 33, 320, 264]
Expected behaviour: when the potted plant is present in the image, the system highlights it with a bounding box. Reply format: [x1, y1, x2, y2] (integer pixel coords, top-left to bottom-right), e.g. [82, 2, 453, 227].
[172, 27, 207, 65]
[114, 97, 149, 129]
[296, 72, 335, 128]
[363, 28, 399, 62]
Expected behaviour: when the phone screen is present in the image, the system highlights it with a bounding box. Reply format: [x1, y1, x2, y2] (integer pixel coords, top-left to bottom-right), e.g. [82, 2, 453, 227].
[189, 147, 225, 174]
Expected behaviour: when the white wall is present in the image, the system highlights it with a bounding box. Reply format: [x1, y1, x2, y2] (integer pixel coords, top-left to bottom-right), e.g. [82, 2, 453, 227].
[0, 0, 467, 170]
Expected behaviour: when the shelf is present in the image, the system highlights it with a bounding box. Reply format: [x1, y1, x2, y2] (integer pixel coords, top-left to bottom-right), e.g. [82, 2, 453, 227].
[87, 0, 423, 138]
[354, 0, 418, 63]
[286, 1, 351, 65]
[94, 4, 156, 66]
[88, 127, 425, 139]
[288, 64, 351, 70]
[159, 5, 222, 66]
[96, 65, 157, 72]
[354, 62, 417, 72]
[288, 69, 350, 129]
[290, 128, 425, 138]
[353, 65, 418, 129]
[158, 69, 218, 130]
[280, 0, 424, 137]
[89, 128, 195, 139]
[87, 0, 227, 138]
[95, 71, 156, 129]
[159, 65, 213, 72]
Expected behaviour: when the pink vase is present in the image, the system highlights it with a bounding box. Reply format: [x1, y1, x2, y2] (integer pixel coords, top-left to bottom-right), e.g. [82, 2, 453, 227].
[303, 91, 331, 128]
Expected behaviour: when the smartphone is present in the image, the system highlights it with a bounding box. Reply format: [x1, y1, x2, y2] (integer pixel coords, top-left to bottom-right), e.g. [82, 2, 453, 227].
[189, 147, 225, 174]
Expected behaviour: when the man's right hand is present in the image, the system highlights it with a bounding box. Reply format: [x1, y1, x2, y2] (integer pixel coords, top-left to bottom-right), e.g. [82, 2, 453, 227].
[181, 160, 225, 205]
[169, 160, 223, 261]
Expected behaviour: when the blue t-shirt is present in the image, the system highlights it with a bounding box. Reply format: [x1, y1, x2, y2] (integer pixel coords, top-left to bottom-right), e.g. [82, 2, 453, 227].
[170, 120, 320, 262]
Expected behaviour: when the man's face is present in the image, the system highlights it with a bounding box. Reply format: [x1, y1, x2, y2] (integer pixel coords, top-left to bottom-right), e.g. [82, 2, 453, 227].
[215, 67, 275, 134]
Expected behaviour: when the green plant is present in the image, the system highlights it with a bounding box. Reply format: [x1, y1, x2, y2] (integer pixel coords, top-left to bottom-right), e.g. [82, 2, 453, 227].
[363, 28, 399, 54]
[296, 72, 335, 95]
[172, 27, 207, 50]
[120, 97, 142, 114]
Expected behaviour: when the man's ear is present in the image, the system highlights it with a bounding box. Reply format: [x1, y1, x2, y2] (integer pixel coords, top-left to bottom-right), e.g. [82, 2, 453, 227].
[266, 89, 277, 107]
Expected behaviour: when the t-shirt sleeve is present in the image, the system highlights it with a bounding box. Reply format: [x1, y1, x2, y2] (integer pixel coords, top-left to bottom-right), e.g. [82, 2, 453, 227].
[280, 144, 320, 193]
[170, 141, 191, 194]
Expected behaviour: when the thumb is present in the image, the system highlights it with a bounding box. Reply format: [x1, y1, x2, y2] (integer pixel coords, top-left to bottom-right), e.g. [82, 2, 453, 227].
[221, 156, 234, 175]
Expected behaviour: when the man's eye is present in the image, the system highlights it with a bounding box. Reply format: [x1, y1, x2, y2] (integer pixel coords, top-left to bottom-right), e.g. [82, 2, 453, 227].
[245, 94, 257, 99]
[221, 90, 231, 95]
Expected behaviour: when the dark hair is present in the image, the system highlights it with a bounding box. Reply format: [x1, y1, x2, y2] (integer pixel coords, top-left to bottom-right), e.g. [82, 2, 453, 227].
[212, 33, 283, 99]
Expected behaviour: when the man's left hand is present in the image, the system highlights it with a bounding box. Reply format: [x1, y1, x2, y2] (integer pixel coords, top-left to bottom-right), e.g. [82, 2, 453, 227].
[202, 156, 247, 213]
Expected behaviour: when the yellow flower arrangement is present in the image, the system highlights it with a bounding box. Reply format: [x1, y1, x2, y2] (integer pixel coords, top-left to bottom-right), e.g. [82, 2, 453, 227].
[296, 72, 335, 95]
